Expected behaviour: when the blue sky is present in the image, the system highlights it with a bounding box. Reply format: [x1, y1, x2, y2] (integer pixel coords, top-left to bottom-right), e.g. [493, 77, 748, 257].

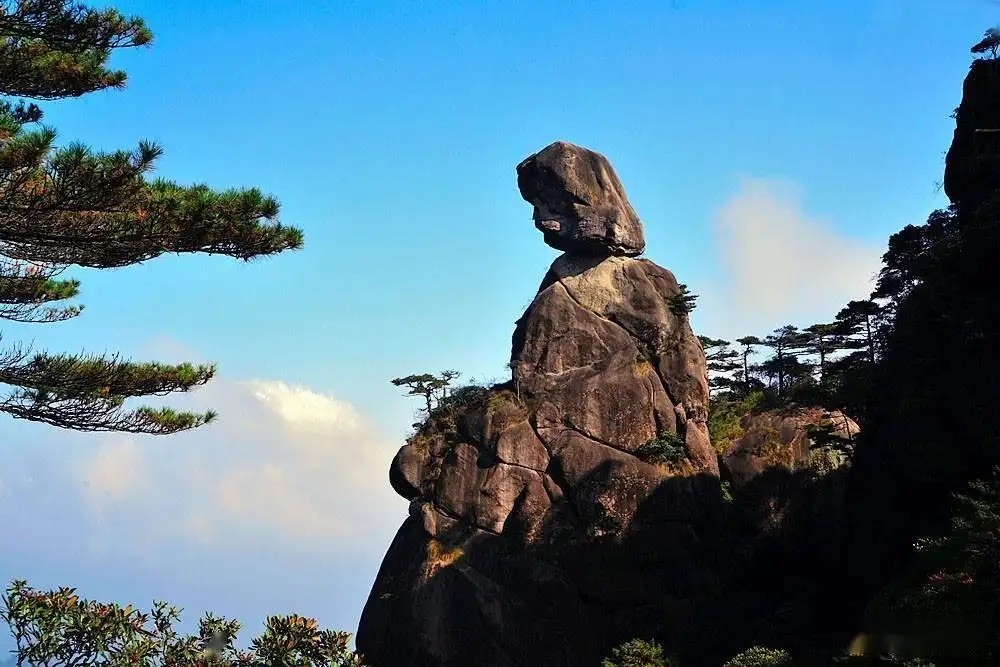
[1, 0, 997, 654]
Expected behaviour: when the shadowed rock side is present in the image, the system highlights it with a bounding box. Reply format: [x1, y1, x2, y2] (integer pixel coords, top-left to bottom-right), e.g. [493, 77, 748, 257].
[843, 50, 1000, 646]
[944, 58, 1000, 209]
[357, 143, 719, 667]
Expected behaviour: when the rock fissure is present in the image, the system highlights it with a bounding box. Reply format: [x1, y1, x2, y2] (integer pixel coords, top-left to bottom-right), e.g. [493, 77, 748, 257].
[430, 499, 503, 537]
[651, 363, 681, 412]
[526, 415, 552, 451]
[559, 420, 633, 456]
[553, 277, 641, 347]
[490, 454, 547, 474]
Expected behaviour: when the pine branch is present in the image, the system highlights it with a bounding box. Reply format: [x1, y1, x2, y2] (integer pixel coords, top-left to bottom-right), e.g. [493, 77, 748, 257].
[0, 0, 152, 99]
[0, 257, 81, 322]
[0, 140, 302, 266]
[0, 347, 217, 433]
[0, 1, 152, 49]
[0, 349, 216, 398]
[0, 390, 217, 434]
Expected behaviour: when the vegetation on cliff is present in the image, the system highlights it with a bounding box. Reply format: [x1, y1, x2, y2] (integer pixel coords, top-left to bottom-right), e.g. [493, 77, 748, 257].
[668, 26, 1000, 665]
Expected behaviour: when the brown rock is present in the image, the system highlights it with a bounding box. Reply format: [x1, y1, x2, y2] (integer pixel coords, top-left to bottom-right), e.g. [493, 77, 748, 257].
[434, 443, 483, 521]
[513, 253, 716, 475]
[495, 421, 549, 471]
[434, 442, 550, 535]
[721, 407, 860, 489]
[389, 433, 446, 500]
[517, 141, 645, 256]
[475, 463, 549, 534]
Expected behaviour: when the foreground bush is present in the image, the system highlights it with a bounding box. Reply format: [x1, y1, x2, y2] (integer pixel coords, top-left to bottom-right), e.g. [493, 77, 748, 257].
[601, 638, 674, 667]
[1, 580, 364, 666]
[722, 646, 793, 667]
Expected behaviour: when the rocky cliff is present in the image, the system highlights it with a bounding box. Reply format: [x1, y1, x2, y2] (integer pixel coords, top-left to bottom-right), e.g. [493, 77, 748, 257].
[722, 408, 858, 490]
[356, 142, 721, 667]
[944, 58, 1000, 209]
[845, 53, 1000, 636]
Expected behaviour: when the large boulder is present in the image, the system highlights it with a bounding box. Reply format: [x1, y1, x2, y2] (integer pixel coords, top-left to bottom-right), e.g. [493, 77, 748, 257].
[357, 143, 719, 667]
[516, 141, 645, 256]
[721, 408, 859, 490]
[512, 253, 717, 478]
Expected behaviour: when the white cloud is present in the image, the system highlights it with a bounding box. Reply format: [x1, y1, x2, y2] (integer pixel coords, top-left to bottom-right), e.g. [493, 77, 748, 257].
[245, 379, 363, 434]
[701, 178, 884, 338]
[0, 361, 408, 646]
[79, 438, 146, 502]
[71, 375, 404, 549]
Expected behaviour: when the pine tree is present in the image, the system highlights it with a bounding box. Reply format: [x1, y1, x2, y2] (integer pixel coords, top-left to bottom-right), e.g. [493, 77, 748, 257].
[391, 370, 461, 415]
[667, 284, 698, 318]
[735, 335, 763, 393]
[760, 325, 810, 398]
[834, 300, 882, 366]
[802, 322, 843, 384]
[971, 27, 1000, 59]
[698, 336, 741, 396]
[0, 2, 302, 434]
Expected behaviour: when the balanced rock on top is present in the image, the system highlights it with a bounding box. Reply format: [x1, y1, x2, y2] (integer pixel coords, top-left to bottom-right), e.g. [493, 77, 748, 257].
[516, 141, 645, 256]
[357, 141, 718, 667]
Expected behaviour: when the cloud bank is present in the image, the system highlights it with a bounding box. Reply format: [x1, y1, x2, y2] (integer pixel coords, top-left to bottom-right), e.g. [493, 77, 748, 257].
[698, 178, 884, 339]
[77, 377, 403, 548]
[0, 360, 407, 644]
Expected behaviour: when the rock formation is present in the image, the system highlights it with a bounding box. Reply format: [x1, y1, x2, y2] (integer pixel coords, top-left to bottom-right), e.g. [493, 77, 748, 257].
[944, 58, 1000, 209]
[517, 141, 645, 256]
[357, 142, 719, 667]
[722, 408, 859, 490]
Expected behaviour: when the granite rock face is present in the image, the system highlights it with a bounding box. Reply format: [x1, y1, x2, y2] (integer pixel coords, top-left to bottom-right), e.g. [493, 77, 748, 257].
[356, 143, 719, 667]
[516, 141, 645, 256]
[722, 408, 860, 490]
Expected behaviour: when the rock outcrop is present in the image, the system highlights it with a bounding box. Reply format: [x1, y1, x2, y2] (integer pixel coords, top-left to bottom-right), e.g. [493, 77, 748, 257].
[944, 58, 1000, 209]
[357, 142, 718, 667]
[722, 408, 859, 490]
[517, 141, 645, 256]
[844, 52, 1000, 646]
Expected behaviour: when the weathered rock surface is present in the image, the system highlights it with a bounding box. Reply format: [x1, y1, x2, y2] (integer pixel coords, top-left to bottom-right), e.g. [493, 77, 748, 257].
[357, 142, 719, 667]
[721, 408, 860, 490]
[516, 141, 645, 256]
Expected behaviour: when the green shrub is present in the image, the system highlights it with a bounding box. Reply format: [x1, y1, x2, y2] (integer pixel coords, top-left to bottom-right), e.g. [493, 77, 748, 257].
[422, 383, 491, 443]
[722, 646, 793, 667]
[864, 468, 1000, 660]
[485, 390, 527, 430]
[752, 421, 793, 468]
[721, 480, 735, 504]
[708, 390, 762, 454]
[441, 384, 489, 410]
[635, 433, 687, 465]
[1, 579, 365, 666]
[601, 638, 673, 667]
